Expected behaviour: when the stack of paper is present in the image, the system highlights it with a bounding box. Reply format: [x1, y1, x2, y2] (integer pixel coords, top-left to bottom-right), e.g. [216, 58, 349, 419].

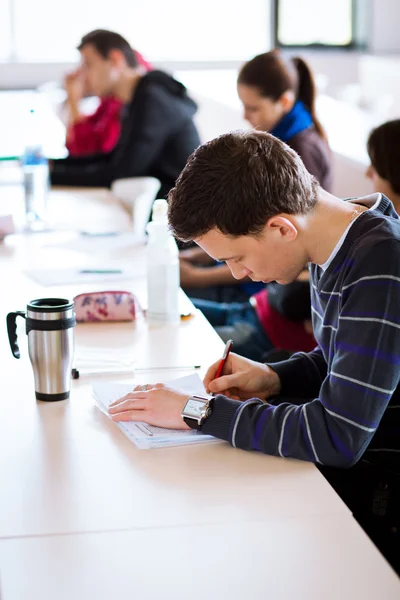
[93, 374, 217, 449]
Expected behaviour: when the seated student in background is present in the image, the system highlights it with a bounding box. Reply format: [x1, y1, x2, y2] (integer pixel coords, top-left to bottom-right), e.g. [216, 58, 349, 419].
[180, 50, 332, 302]
[65, 50, 152, 157]
[110, 131, 400, 574]
[51, 29, 200, 197]
[366, 119, 400, 214]
[193, 274, 315, 362]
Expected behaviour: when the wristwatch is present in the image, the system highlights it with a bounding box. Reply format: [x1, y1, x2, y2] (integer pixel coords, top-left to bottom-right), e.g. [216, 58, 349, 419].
[181, 394, 213, 430]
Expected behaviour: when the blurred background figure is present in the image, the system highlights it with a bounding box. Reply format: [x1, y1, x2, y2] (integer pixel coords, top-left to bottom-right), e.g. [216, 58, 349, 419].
[51, 30, 200, 195]
[366, 119, 400, 214]
[237, 50, 332, 191]
[180, 50, 331, 351]
[64, 50, 152, 156]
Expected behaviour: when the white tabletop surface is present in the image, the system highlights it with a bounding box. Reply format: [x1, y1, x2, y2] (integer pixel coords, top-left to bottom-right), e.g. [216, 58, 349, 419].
[0, 185, 398, 595]
[1, 517, 399, 600]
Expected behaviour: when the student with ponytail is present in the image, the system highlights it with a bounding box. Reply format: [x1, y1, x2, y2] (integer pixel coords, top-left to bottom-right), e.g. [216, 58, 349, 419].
[180, 51, 332, 310]
[237, 50, 332, 190]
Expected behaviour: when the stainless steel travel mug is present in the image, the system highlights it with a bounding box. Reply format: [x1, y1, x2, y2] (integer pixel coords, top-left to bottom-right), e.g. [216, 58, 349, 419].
[6, 298, 76, 401]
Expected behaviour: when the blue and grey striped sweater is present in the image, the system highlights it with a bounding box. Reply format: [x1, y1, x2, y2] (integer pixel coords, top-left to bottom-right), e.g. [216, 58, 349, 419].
[202, 193, 400, 471]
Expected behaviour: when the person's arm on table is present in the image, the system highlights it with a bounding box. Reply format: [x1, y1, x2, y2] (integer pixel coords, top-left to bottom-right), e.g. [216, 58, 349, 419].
[202, 242, 400, 465]
[109, 241, 400, 466]
[179, 261, 248, 288]
[179, 247, 215, 266]
[108, 354, 281, 429]
[180, 261, 310, 290]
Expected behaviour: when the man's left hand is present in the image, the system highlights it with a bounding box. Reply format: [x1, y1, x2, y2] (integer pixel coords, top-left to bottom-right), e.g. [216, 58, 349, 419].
[108, 383, 190, 430]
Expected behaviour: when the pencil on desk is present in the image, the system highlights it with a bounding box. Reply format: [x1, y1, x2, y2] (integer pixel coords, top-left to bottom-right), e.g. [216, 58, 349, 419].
[71, 365, 201, 379]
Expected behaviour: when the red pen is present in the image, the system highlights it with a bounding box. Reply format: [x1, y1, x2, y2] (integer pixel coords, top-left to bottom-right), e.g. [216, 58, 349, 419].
[215, 339, 233, 379]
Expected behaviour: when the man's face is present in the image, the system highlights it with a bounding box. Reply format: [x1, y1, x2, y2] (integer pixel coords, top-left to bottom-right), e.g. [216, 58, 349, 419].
[195, 221, 307, 285]
[79, 44, 116, 97]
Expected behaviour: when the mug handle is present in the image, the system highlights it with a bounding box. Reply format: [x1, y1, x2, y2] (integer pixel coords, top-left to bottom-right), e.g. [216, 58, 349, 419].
[6, 311, 26, 359]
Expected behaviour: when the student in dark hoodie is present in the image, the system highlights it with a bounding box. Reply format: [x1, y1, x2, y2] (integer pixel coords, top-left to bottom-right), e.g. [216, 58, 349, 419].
[180, 50, 332, 300]
[51, 30, 200, 196]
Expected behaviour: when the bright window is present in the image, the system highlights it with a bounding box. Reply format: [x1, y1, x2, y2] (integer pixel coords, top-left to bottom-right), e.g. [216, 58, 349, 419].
[275, 0, 354, 47]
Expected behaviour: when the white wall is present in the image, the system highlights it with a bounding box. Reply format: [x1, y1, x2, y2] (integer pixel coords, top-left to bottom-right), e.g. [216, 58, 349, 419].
[284, 51, 361, 97]
[1, 0, 400, 91]
[369, 0, 400, 52]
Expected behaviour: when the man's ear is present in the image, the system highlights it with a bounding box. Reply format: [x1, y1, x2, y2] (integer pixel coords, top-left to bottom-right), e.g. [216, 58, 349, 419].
[108, 49, 126, 69]
[266, 215, 298, 241]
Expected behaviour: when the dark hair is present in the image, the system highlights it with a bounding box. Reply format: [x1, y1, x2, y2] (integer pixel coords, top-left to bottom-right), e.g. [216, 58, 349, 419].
[168, 130, 318, 241]
[238, 50, 327, 141]
[367, 120, 400, 195]
[78, 29, 138, 68]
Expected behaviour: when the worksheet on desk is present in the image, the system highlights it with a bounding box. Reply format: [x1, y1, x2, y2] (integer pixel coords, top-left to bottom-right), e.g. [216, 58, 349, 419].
[93, 374, 218, 449]
[24, 264, 138, 285]
[44, 232, 146, 255]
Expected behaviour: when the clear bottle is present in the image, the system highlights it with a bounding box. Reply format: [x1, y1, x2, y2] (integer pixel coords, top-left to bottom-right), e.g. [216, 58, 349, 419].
[20, 109, 49, 228]
[146, 199, 180, 323]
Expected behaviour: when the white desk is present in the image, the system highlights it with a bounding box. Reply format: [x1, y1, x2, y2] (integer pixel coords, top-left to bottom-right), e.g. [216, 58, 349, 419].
[1, 518, 399, 600]
[0, 187, 398, 596]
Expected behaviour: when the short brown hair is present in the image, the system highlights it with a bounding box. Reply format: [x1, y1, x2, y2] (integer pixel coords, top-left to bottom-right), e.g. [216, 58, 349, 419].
[78, 29, 138, 68]
[168, 130, 317, 241]
[367, 120, 400, 195]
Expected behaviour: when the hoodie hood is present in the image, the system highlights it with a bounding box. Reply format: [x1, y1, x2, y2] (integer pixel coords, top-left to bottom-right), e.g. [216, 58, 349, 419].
[138, 69, 198, 118]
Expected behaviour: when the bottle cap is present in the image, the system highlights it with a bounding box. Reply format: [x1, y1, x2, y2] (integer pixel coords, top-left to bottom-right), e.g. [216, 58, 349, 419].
[151, 199, 168, 222]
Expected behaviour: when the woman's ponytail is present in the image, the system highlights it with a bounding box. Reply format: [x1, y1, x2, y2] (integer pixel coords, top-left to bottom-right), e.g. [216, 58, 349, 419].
[292, 56, 327, 142]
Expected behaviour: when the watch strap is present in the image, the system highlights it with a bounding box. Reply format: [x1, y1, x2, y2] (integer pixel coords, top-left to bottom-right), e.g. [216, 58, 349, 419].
[183, 416, 202, 430]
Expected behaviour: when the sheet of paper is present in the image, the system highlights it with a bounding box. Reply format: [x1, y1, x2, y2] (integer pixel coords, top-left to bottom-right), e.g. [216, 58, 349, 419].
[92, 374, 217, 449]
[74, 348, 136, 369]
[24, 265, 138, 286]
[45, 232, 145, 256]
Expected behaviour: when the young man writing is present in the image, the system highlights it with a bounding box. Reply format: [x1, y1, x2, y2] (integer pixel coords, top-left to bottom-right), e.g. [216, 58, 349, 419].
[109, 131, 400, 571]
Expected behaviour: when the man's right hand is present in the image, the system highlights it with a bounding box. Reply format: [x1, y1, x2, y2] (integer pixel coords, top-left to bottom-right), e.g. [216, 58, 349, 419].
[64, 69, 85, 106]
[204, 353, 281, 401]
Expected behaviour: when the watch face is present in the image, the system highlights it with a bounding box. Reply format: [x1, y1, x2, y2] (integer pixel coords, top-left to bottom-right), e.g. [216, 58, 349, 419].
[185, 399, 205, 418]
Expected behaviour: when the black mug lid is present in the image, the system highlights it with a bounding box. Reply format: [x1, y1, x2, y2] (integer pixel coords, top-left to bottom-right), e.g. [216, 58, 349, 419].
[27, 298, 73, 313]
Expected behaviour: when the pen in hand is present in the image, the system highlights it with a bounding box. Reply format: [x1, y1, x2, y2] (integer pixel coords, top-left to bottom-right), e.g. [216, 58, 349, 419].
[215, 339, 233, 379]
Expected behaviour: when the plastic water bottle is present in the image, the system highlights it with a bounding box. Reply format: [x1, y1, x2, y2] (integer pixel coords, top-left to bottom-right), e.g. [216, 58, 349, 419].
[146, 199, 180, 323]
[21, 109, 49, 227]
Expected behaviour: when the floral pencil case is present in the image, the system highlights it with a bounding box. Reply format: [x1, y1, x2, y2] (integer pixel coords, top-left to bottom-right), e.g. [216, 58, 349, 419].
[74, 291, 138, 322]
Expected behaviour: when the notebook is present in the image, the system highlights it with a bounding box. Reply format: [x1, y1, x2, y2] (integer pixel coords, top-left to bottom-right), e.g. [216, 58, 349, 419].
[92, 373, 218, 449]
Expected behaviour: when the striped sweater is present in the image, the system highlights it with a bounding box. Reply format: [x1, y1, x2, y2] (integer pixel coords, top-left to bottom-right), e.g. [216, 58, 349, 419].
[202, 193, 400, 472]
